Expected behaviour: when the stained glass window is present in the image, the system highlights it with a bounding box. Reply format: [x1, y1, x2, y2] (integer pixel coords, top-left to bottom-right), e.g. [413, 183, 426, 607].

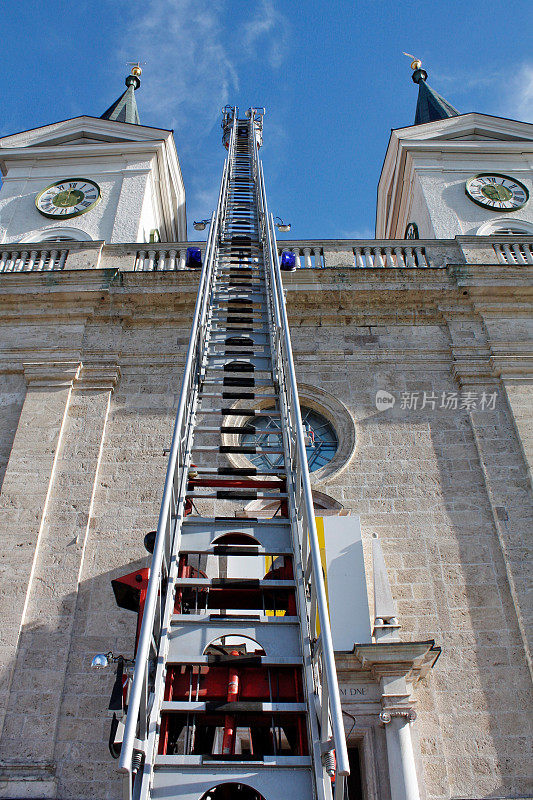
[241, 406, 338, 472]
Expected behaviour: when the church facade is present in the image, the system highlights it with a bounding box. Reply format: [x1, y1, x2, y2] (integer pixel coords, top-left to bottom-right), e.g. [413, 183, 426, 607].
[0, 63, 532, 800]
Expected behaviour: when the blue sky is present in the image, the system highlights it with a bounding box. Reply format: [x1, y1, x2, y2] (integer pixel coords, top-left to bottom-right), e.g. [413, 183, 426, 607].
[2, 0, 532, 240]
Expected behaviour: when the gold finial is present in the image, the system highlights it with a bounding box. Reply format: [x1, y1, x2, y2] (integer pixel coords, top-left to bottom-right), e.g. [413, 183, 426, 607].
[403, 52, 422, 71]
[127, 61, 145, 78]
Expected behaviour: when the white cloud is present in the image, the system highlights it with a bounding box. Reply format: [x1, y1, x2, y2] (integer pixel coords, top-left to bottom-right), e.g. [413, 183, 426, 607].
[436, 61, 533, 122]
[118, 0, 290, 229]
[121, 0, 289, 136]
[339, 227, 374, 240]
[122, 0, 239, 135]
[514, 63, 533, 122]
[242, 0, 289, 69]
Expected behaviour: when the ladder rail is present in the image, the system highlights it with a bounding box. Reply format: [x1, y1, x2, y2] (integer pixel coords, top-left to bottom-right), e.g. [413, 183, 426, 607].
[118, 108, 349, 800]
[118, 112, 239, 794]
[255, 152, 350, 793]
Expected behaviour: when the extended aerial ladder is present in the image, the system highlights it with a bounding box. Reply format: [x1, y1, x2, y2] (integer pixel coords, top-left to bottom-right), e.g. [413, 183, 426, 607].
[117, 108, 349, 800]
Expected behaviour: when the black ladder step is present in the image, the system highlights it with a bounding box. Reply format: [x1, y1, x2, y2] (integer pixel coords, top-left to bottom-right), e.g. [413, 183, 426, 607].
[195, 424, 256, 434]
[197, 409, 277, 417]
[214, 349, 269, 357]
[215, 308, 266, 315]
[222, 391, 256, 400]
[222, 363, 255, 373]
[224, 337, 257, 346]
[217, 444, 283, 454]
[223, 327, 268, 334]
[198, 391, 277, 399]
[206, 490, 280, 500]
[214, 317, 254, 322]
[220, 445, 258, 454]
[220, 425, 256, 434]
[223, 377, 254, 387]
[192, 466, 286, 476]
[197, 466, 258, 475]
[222, 408, 276, 416]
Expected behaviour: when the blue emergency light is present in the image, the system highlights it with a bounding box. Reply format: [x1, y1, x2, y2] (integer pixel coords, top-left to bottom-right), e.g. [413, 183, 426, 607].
[186, 247, 202, 269]
[280, 251, 297, 271]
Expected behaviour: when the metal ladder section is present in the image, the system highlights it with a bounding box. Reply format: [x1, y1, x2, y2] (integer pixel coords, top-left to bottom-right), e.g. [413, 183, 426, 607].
[119, 108, 349, 800]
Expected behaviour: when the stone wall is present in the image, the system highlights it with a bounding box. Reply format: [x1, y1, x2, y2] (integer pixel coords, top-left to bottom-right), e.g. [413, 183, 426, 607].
[0, 258, 531, 800]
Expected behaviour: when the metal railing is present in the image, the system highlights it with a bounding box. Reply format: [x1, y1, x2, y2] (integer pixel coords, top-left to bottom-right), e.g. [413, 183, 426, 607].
[117, 113, 237, 800]
[255, 135, 349, 799]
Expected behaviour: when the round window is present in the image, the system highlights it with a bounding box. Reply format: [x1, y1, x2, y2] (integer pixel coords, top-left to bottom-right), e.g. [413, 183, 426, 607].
[241, 406, 338, 472]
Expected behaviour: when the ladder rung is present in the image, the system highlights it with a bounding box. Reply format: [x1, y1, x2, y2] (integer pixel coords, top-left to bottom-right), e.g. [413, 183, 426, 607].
[176, 577, 294, 588]
[186, 490, 287, 500]
[199, 391, 279, 399]
[159, 655, 301, 668]
[160, 701, 307, 714]
[220, 425, 255, 433]
[218, 445, 283, 454]
[222, 377, 255, 387]
[221, 408, 277, 416]
[212, 317, 261, 325]
[194, 424, 255, 433]
[219, 444, 257, 453]
[171, 612, 298, 623]
[222, 362, 255, 372]
[194, 466, 258, 475]
[216, 349, 269, 357]
[182, 515, 290, 526]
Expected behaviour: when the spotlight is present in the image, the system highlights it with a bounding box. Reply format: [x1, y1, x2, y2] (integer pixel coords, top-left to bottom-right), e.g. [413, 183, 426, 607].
[91, 653, 110, 669]
[275, 216, 291, 233]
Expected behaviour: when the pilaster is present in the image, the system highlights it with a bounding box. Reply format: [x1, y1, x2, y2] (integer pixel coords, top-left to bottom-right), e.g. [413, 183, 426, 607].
[0, 362, 119, 797]
[451, 354, 533, 678]
[0, 361, 79, 742]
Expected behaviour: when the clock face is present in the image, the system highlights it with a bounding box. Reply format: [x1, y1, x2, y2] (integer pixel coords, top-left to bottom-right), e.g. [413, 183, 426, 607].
[35, 179, 101, 218]
[465, 173, 529, 211]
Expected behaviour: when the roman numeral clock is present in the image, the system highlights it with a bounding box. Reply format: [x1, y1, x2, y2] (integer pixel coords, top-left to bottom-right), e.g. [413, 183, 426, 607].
[465, 173, 529, 211]
[35, 178, 101, 218]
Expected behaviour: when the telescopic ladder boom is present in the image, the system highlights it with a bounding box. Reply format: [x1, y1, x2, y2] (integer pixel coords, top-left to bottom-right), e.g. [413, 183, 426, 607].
[118, 108, 349, 800]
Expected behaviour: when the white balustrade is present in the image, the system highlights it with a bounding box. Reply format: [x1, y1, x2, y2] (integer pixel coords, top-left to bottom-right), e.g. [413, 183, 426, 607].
[493, 241, 533, 265]
[0, 247, 69, 273]
[135, 248, 197, 271]
[352, 244, 430, 268]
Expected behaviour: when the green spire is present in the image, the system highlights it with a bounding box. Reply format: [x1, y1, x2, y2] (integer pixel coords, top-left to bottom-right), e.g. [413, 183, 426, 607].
[408, 58, 459, 125]
[101, 67, 141, 125]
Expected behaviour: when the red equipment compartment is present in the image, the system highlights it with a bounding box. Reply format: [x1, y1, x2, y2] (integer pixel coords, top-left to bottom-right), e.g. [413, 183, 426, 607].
[174, 554, 297, 616]
[158, 712, 308, 758]
[111, 567, 149, 654]
[164, 664, 303, 703]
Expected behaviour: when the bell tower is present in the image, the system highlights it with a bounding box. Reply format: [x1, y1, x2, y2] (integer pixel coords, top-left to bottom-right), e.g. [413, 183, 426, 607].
[376, 58, 533, 239]
[0, 67, 187, 245]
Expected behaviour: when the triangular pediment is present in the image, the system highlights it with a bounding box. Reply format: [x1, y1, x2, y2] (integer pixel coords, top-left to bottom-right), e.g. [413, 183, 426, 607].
[30, 132, 140, 147]
[0, 116, 172, 150]
[393, 112, 533, 144]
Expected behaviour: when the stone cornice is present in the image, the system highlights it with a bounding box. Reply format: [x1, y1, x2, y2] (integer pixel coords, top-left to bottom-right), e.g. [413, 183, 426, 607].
[74, 362, 121, 392]
[23, 361, 81, 388]
[346, 640, 441, 684]
[295, 348, 452, 368]
[491, 354, 533, 379]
